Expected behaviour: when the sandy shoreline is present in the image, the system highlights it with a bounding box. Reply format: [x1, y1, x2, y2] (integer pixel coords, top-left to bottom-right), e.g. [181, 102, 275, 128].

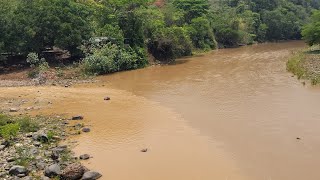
[0, 85, 249, 180]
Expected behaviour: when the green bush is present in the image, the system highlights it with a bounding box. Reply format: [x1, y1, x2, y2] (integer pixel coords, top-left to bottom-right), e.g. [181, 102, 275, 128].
[27, 69, 40, 78]
[0, 114, 12, 126]
[17, 117, 39, 133]
[287, 52, 306, 79]
[26, 52, 49, 79]
[96, 24, 125, 46]
[302, 10, 320, 46]
[187, 16, 217, 50]
[82, 43, 148, 75]
[148, 26, 192, 60]
[26, 53, 41, 67]
[0, 123, 20, 140]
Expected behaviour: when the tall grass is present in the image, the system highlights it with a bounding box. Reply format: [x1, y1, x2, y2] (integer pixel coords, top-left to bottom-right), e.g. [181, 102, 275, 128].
[287, 51, 306, 79]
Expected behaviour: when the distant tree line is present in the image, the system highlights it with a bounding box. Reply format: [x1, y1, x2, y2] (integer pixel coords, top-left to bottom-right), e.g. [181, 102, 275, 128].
[0, 0, 319, 74]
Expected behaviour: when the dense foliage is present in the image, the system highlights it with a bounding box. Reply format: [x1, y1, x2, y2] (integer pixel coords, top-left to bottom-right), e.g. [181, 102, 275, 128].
[302, 10, 320, 46]
[0, 0, 319, 74]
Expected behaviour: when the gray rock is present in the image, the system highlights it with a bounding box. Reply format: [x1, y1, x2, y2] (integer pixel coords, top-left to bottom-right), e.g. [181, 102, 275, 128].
[79, 154, 90, 160]
[33, 133, 48, 143]
[51, 151, 59, 160]
[9, 166, 28, 176]
[33, 142, 41, 147]
[82, 171, 102, 180]
[82, 128, 91, 133]
[1, 140, 10, 147]
[0, 172, 6, 177]
[9, 108, 19, 112]
[21, 176, 33, 180]
[44, 151, 52, 157]
[61, 163, 87, 180]
[44, 164, 61, 178]
[0, 145, 5, 151]
[29, 148, 39, 155]
[36, 162, 46, 170]
[7, 157, 15, 162]
[51, 147, 65, 153]
[41, 176, 50, 180]
[17, 173, 26, 178]
[58, 145, 68, 149]
[71, 116, 84, 120]
[25, 107, 33, 111]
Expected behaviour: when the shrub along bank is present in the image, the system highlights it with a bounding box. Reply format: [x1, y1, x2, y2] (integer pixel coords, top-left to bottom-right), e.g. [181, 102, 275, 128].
[287, 45, 320, 85]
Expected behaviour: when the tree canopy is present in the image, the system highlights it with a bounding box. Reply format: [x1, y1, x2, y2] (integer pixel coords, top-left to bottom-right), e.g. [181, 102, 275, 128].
[302, 10, 320, 46]
[0, 0, 319, 73]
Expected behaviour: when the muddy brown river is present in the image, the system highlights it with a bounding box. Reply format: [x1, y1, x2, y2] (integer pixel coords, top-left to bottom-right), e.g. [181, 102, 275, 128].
[1, 41, 320, 180]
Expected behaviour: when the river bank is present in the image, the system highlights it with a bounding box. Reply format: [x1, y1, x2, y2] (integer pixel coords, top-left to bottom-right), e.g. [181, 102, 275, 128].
[0, 95, 102, 179]
[287, 45, 320, 85]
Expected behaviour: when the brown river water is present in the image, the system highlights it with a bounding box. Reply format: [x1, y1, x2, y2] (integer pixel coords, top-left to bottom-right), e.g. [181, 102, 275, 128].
[1, 41, 320, 180]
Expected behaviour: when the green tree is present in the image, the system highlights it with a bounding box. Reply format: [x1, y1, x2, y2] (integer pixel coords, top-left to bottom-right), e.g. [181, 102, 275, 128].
[187, 16, 217, 49]
[173, 0, 210, 23]
[3, 0, 93, 55]
[302, 10, 320, 45]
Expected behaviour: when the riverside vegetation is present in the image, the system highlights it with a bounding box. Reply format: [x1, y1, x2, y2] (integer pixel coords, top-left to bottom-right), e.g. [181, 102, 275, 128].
[287, 45, 320, 85]
[287, 10, 320, 85]
[0, 112, 102, 179]
[0, 0, 320, 78]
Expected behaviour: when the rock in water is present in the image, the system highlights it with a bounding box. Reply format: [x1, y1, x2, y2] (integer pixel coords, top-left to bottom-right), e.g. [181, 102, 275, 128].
[82, 128, 91, 133]
[9, 166, 28, 176]
[141, 148, 148, 152]
[80, 154, 90, 160]
[72, 116, 84, 120]
[44, 164, 61, 178]
[82, 171, 102, 180]
[61, 163, 87, 180]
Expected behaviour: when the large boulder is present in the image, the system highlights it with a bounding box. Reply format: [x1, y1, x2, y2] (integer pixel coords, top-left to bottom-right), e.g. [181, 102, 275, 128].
[9, 166, 28, 176]
[33, 133, 49, 143]
[61, 163, 87, 180]
[82, 171, 102, 180]
[44, 164, 61, 178]
[79, 154, 90, 160]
